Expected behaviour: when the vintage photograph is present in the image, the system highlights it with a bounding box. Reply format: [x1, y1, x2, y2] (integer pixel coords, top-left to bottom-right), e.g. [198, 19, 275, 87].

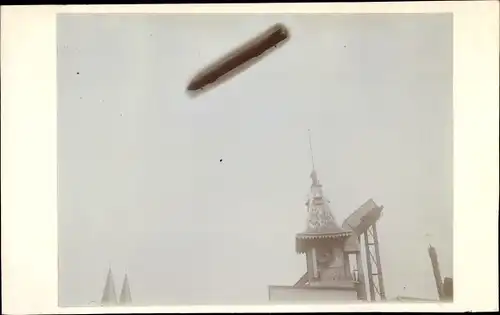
[57, 13, 453, 306]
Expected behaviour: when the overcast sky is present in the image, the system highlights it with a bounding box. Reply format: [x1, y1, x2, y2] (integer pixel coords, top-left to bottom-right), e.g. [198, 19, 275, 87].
[57, 13, 453, 306]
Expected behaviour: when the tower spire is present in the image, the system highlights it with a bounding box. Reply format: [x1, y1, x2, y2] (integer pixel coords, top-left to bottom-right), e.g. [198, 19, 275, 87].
[308, 129, 319, 185]
[119, 273, 132, 305]
[308, 129, 315, 171]
[101, 267, 117, 306]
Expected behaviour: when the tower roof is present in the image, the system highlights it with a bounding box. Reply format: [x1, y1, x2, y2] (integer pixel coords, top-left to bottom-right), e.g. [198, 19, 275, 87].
[101, 267, 117, 306]
[296, 170, 351, 252]
[119, 274, 132, 305]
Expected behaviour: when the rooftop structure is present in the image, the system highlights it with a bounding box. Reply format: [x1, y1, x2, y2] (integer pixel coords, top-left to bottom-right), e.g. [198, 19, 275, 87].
[119, 274, 132, 305]
[342, 198, 386, 301]
[428, 244, 453, 301]
[99, 268, 133, 306]
[100, 268, 117, 306]
[268, 131, 363, 302]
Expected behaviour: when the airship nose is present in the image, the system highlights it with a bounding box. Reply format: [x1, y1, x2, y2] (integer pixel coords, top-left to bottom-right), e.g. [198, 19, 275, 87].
[274, 23, 289, 37]
[187, 80, 198, 91]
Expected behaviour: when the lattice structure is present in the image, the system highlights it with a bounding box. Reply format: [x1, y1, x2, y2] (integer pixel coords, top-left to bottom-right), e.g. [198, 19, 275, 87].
[362, 223, 386, 301]
[342, 199, 387, 302]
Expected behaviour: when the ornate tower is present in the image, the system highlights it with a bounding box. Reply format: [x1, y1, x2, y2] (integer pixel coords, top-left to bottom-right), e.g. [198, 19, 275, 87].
[295, 169, 355, 287]
[268, 131, 363, 302]
[293, 131, 360, 295]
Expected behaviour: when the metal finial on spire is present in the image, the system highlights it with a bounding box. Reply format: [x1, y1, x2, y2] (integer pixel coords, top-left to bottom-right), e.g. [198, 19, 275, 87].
[308, 129, 315, 171]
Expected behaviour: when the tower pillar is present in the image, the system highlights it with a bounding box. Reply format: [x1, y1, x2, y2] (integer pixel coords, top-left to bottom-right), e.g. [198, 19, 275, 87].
[355, 247, 367, 300]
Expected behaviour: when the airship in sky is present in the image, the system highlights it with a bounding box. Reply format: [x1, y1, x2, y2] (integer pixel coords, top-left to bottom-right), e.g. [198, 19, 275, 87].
[187, 23, 290, 95]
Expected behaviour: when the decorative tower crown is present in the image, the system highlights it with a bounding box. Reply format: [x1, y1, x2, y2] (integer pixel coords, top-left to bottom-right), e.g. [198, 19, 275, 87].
[297, 170, 350, 239]
[295, 131, 351, 253]
[304, 170, 344, 234]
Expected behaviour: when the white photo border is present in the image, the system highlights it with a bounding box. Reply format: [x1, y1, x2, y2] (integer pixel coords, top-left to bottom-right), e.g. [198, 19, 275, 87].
[1, 2, 499, 313]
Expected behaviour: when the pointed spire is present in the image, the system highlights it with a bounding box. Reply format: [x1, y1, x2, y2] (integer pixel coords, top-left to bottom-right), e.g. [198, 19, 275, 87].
[119, 274, 132, 305]
[308, 129, 320, 186]
[308, 129, 315, 171]
[297, 131, 347, 238]
[101, 267, 117, 306]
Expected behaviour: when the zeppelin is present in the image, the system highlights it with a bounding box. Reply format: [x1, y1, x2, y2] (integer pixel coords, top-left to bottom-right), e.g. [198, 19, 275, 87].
[187, 23, 290, 93]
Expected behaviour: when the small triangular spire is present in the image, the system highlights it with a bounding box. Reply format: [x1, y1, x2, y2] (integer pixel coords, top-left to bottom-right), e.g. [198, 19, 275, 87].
[101, 267, 117, 306]
[119, 274, 132, 305]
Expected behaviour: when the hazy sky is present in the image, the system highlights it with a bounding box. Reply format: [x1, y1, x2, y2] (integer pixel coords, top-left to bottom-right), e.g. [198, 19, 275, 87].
[57, 13, 453, 306]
